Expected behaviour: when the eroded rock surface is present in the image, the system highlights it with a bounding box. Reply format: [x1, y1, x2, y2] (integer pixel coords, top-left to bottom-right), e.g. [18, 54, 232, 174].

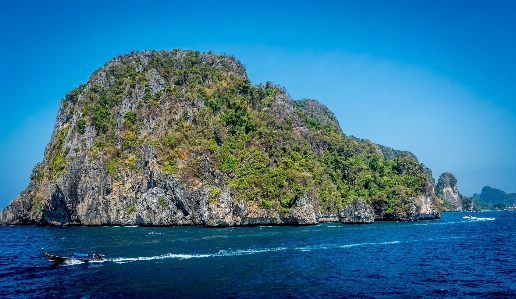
[436, 172, 462, 211]
[339, 199, 374, 224]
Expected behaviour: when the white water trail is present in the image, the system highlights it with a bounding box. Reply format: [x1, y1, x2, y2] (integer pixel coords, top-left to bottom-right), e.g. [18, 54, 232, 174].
[109, 240, 401, 264]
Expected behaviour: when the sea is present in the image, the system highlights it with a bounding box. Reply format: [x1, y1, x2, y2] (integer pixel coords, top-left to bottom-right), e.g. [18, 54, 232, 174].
[1, 211, 515, 298]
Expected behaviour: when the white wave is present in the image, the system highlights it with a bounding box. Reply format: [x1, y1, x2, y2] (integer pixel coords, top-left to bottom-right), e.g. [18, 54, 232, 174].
[110, 247, 290, 263]
[111, 253, 211, 263]
[295, 240, 400, 252]
[433, 221, 462, 225]
[61, 258, 107, 266]
[109, 241, 400, 264]
[62, 259, 85, 266]
[217, 247, 288, 256]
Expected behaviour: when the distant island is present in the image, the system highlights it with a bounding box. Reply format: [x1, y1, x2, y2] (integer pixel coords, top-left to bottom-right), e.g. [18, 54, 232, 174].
[461, 186, 516, 211]
[1, 49, 500, 227]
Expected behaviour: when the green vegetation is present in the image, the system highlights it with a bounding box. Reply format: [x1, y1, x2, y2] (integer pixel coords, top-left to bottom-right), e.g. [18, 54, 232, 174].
[439, 198, 458, 211]
[124, 154, 138, 170]
[157, 196, 166, 207]
[207, 185, 222, 203]
[106, 158, 118, 179]
[33, 168, 44, 183]
[91, 105, 111, 134]
[77, 118, 86, 134]
[122, 132, 137, 149]
[51, 152, 67, 179]
[124, 110, 136, 125]
[48, 126, 69, 179]
[162, 162, 177, 173]
[31, 196, 43, 213]
[127, 205, 136, 214]
[65, 84, 85, 104]
[473, 197, 491, 210]
[163, 134, 175, 148]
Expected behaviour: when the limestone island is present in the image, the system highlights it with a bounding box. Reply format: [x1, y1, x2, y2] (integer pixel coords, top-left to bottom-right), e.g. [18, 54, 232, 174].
[1, 50, 453, 227]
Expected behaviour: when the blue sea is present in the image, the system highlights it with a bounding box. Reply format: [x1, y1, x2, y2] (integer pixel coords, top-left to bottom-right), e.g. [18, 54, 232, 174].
[1, 211, 515, 298]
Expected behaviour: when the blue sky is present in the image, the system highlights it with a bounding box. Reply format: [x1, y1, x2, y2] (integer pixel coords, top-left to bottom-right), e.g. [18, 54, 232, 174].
[1, 0, 515, 208]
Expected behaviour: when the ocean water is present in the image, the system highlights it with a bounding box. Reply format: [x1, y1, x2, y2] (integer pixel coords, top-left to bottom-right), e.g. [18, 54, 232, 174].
[1, 212, 515, 298]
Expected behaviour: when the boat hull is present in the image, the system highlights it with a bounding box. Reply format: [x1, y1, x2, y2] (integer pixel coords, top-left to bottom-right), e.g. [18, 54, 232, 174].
[42, 248, 103, 263]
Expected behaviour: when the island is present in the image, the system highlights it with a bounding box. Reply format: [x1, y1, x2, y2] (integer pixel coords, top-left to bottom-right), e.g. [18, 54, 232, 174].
[1, 49, 444, 227]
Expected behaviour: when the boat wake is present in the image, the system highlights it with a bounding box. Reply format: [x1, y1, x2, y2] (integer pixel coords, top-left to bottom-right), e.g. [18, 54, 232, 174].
[109, 240, 400, 264]
[61, 259, 106, 266]
[463, 215, 495, 221]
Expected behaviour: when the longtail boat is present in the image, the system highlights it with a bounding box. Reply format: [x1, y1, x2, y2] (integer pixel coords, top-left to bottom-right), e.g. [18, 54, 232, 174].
[42, 248, 104, 263]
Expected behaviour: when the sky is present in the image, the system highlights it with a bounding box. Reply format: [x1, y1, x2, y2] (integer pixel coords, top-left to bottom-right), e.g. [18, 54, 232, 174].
[0, 0, 515, 209]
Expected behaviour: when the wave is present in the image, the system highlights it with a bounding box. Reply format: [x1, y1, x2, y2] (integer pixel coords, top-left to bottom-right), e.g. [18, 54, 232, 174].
[109, 240, 400, 264]
[110, 253, 211, 263]
[61, 259, 106, 266]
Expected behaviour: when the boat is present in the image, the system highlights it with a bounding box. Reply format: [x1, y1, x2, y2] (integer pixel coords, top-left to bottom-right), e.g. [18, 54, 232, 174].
[42, 248, 104, 263]
[463, 214, 477, 219]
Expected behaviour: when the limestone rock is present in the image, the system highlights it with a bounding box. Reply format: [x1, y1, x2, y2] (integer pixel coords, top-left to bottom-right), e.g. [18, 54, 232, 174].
[0, 49, 441, 227]
[136, 187, 174, 226]
[413, 195, 441, 220]
[436, 172, 462, 211]
[290, 194, 318, 225]
[200, 189, 235, 227]
[372, 195, 440, 221]
[339, 199, 374, 224]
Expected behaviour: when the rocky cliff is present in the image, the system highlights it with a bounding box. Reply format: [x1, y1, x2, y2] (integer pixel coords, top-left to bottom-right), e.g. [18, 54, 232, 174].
[0, 49, 440, 226]
[435, 172, 462, 211]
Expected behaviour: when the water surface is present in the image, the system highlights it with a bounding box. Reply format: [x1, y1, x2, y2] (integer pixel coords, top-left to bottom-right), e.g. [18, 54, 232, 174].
[1, 212, 515, 298]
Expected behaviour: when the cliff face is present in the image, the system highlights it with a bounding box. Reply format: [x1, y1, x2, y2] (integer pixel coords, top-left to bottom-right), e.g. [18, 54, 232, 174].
[1, 49, 440, 226]
[460, 196, 475, 211]
[435, 172, 462, 211]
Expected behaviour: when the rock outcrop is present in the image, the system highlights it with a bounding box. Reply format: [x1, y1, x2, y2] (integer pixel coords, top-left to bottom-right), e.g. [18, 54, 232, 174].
[435, 172, 462, 211]
[371, 194, 440, 221]
[0, 49, 440, 226]
[339, 199, 374, 224]
[460, 196, 475, 211]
